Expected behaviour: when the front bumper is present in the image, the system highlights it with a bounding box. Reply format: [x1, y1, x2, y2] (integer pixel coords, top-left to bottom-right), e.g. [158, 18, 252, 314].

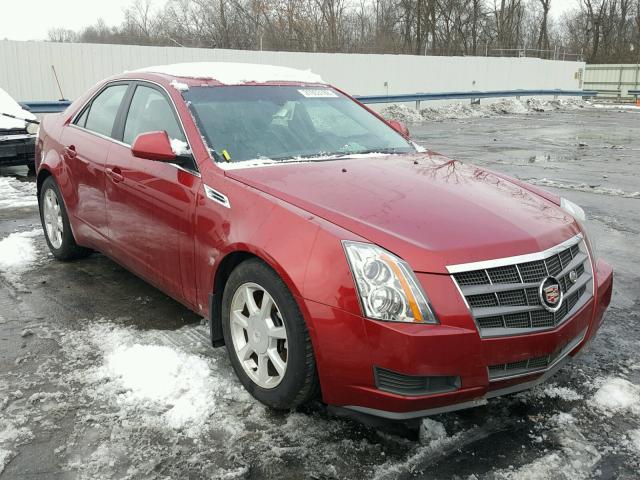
[0, 134, 36, 167]
[304, 258, 613, 419]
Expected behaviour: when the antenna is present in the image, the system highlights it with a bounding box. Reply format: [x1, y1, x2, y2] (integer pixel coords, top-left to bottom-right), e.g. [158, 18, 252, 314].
[51, 65, 66, 100]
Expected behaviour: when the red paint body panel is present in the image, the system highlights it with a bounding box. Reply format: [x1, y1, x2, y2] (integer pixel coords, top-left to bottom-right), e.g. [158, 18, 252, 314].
[36, 70, 614, 418]
[225, 154, 579, 273]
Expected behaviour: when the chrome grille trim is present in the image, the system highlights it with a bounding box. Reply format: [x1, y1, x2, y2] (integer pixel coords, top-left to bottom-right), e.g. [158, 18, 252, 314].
[448, 235, 594, 338]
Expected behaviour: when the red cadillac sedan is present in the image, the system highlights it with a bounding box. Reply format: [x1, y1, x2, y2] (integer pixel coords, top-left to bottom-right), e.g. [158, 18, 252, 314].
[35, 62, 613, 419]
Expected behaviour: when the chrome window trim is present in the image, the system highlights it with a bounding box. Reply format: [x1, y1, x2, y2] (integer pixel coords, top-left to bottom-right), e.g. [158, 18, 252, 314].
[446, 234, 584, 274]
[68, 78, 201, 178]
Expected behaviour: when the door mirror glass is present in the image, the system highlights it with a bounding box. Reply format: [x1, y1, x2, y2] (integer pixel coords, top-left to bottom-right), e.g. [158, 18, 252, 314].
[131, 131, 176, 162]
[388, 120, 410, 138]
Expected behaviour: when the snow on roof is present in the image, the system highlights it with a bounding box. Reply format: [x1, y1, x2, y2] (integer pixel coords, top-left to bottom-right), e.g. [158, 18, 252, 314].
[136, 62, 324, 86]
[0, 87, 36, 129]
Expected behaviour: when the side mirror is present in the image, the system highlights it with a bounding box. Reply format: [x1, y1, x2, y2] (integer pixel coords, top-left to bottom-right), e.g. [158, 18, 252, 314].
[388, 120, 410, 138]
[131, 131, 176, 162]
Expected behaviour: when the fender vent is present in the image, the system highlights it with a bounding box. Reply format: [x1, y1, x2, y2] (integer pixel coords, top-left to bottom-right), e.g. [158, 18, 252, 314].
[374, 367, 460, 396]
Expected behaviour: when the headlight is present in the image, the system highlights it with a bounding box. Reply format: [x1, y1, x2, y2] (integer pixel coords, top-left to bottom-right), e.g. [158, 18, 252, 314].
[560, 197, 596, 257]
[26, 122, 39, 135]
[343, 241, 437, 324]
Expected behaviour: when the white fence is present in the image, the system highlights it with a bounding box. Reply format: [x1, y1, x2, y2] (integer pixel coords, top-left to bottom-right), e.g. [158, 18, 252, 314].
[583, 64, 640, 99]
[0, 40, 585, 102]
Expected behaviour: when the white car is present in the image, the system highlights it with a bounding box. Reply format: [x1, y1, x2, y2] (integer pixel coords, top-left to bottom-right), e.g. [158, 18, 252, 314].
[0, 86, 38, 172]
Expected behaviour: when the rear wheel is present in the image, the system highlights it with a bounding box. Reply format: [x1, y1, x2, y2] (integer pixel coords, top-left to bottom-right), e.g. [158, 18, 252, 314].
[39, 176, 91, 261]
[221, 259, 319, 409]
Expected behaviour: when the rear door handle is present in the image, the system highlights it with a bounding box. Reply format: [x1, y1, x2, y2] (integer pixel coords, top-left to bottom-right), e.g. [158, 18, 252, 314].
[105, 167, 124, 183]
[64, 145, 77, 159]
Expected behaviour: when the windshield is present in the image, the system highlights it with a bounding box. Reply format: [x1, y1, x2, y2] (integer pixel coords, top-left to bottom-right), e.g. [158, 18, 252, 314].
[182, 85, 414, 163]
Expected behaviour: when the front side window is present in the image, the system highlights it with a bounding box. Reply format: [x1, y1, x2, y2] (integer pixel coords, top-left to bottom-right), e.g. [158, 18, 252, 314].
[80, 84, 128, 137]
[182, 86, 414, 163]
[123, 85, 185, 145]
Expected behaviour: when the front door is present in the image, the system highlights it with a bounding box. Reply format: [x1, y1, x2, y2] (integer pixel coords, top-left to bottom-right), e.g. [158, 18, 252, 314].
[105, 83, 200, 305]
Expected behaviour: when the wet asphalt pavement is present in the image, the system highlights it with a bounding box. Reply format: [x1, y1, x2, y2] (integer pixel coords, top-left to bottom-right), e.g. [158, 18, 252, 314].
[0, 106, 639, 479]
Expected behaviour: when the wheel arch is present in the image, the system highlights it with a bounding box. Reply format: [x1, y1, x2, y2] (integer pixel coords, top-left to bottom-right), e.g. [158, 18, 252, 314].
[208, 247, 306, 348]
[36, 166, 53, 200]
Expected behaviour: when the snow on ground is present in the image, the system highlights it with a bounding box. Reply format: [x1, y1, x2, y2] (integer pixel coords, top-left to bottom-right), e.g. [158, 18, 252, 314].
[525, 383, 583, 401]
[61, 322, 251, 439]
[0, 176, 37, 209]
[381, 98, 589, 123]
[591, 377, 640, 416]
[0, 416, 33, 475]
[489, 414, 600, 480]
[373, 418, 473, 479]
[101, 344, 219, 435]
[0, 229, 42, 283]
[628, 429, 640, 453]
[526, 178, 640, 199]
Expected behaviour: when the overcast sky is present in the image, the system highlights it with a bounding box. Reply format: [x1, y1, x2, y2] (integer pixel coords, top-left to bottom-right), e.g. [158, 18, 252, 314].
[2, 0, 580, 42]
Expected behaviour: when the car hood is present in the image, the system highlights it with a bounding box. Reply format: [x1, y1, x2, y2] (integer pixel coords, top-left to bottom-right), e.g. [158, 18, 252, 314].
[225, 152, 579, 273]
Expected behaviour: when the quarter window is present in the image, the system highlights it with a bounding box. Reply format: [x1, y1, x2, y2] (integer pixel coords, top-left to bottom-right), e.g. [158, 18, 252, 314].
[123, 85, 185, 145]
[81, 84, 128, 137]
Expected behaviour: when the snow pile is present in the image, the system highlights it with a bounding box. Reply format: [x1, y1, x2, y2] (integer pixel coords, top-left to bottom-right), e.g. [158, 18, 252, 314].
[419, 418, 447, 445]
[378, 104, 425, 123]
[65, 323, 251, 438]
[100, 343, 216, 431]
[170, 138, 190, 155]
[527, 178, 640, 199]
[0, 177, 37, 209]
[169, 79, 189, 92]
[137, 62, 324, 85]
[381, 98, 591, 123]
[0, 229, 41, 282]
[591, 377, 640, 415]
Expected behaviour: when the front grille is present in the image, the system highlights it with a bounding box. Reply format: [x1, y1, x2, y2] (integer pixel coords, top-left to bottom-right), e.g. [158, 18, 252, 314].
[374, 367, 460, 396]
[451, 236, 593, 337]
[488, 329, 586, 380]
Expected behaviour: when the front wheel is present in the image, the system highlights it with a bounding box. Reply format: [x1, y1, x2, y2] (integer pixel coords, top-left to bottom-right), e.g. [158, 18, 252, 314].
[39, 176, 91, 261]
[221, 259, 319, 409]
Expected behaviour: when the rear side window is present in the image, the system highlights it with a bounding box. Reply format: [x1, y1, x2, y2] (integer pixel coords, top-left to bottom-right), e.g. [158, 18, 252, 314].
[123, 85, 185, 145]
[81, 84, 128, 137]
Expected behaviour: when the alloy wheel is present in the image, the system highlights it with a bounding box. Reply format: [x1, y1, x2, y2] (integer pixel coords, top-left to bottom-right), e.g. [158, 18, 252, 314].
[43, 188, 63, 249]
[229, 282, 288, 389]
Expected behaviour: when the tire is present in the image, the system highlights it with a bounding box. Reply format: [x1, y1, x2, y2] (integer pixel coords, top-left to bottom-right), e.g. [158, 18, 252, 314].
[221, 258, 319, 410]
[39, 176, 91, 261]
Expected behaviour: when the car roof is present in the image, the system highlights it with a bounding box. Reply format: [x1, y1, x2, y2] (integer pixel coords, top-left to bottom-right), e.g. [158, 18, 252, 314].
[133, 62, 325, 86]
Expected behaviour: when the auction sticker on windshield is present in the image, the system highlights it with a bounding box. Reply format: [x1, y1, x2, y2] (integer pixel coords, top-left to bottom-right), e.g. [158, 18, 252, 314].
[298, 89, 338, 98]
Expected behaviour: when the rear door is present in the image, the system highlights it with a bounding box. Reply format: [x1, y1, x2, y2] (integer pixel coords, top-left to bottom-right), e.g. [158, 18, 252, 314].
[105, 82, 200, 306]
[61, 82, 130, 248]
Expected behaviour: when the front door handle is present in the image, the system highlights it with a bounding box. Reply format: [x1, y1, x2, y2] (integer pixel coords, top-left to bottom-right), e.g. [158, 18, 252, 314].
[105, 167, 124, 183]
[64, 145, 77, 159]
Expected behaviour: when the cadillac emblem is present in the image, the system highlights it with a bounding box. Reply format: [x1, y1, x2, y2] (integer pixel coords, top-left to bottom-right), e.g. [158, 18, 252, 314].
[539, 276, 563, 312]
